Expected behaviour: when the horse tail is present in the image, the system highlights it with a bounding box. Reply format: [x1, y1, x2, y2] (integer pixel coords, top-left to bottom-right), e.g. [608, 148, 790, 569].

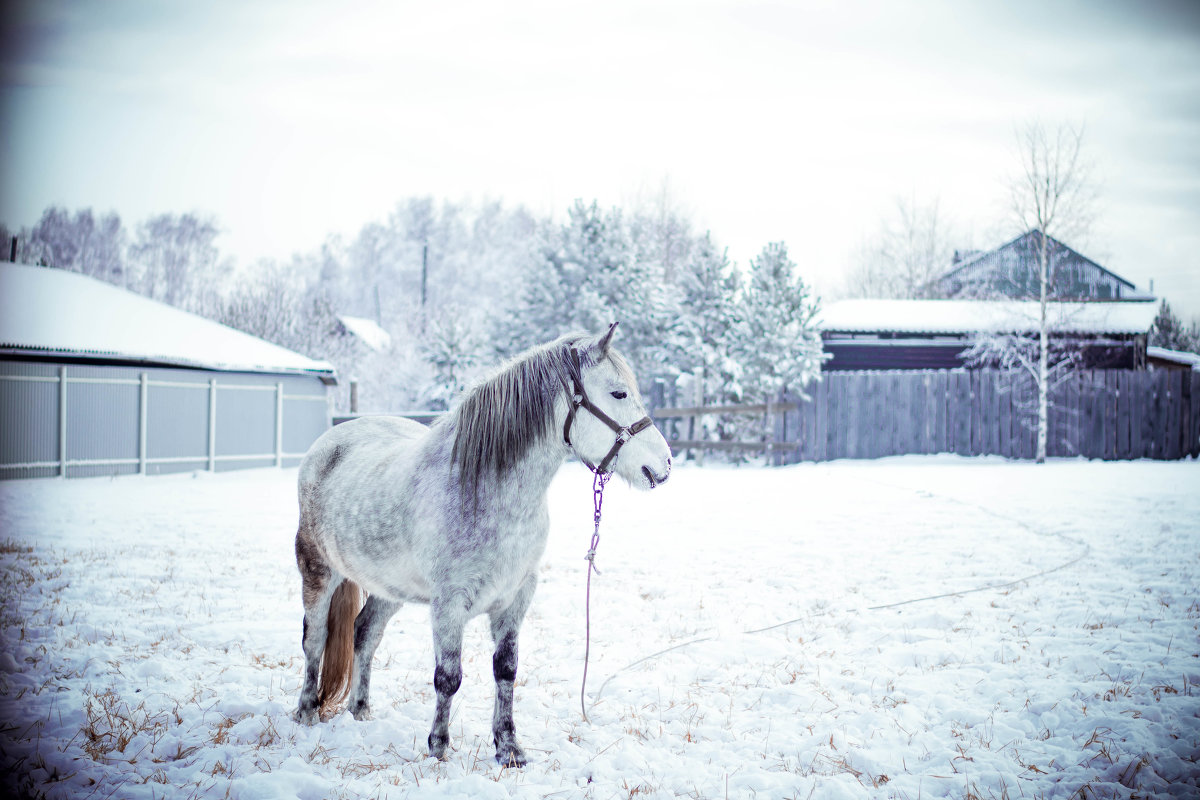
[317, 579, 365, 715]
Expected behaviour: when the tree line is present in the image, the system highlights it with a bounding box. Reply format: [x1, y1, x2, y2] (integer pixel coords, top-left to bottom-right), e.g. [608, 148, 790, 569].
[7, 120, 1194, 458]
[2, 198, 825, 416]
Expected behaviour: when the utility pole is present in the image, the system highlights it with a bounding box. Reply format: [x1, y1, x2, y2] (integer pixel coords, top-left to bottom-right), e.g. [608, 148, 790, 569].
[420, 241, 429, 334]
[420, 241, 429, 309]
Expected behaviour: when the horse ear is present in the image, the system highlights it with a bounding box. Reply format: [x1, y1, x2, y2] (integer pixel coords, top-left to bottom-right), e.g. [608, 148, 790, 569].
[598, 321, 619, 354]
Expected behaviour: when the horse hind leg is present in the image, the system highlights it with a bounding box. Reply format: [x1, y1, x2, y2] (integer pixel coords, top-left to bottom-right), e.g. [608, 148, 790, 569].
[317, 579, 365, 716]
[347, 594, 402, 721]
[297, 537, 336, 724]
[294, 526, 364, 724]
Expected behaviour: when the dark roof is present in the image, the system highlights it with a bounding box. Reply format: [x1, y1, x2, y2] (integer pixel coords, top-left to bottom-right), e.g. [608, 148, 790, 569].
[935, 230, 1153, 300]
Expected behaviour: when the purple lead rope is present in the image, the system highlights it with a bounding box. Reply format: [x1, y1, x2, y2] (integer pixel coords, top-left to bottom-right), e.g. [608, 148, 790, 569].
[581, 468, 610, 723]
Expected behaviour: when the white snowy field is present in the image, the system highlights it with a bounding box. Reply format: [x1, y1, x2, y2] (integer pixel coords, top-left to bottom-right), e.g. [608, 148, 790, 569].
[1, 457, 1197, 800]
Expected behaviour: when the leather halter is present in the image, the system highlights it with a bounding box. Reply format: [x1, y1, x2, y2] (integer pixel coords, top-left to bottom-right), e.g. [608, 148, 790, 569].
[562, 346, 654, 475]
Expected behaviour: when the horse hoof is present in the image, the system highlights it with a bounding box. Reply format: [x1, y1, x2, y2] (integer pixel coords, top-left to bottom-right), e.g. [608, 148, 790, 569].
[293, 707, 319, 726]
[495, 746, 527, 768]
[428, 733, 449, 761]
[350, 704, 372, 721]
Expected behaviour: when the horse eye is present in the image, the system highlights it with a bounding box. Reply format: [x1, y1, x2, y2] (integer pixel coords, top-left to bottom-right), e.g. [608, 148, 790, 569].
[610, 391, 628, 400]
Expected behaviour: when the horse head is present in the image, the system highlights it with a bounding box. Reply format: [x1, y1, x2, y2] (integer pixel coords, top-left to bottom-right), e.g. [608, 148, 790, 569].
[564, 323, 672, 489]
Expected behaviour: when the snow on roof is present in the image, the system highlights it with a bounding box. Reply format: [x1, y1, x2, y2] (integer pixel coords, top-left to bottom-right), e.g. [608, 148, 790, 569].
[1147, 346, 1200, 370]
[817, 299, 1159, 336]
[0, 263, 335, 376]
[337, 315, 392, 352]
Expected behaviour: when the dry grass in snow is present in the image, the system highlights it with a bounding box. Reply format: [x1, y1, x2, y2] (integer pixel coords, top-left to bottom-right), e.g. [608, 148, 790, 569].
[1, 456, 1198, 798]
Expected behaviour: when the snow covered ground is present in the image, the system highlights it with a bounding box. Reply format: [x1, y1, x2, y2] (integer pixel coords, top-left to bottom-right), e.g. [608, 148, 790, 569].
[1, 457, 1197, 799]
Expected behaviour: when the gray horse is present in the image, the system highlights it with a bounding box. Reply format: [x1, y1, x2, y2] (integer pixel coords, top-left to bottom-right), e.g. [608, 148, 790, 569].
[293, 325, 672, 766]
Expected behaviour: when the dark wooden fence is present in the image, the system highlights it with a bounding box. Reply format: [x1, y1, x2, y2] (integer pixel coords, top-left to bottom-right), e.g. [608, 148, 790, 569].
[653, 369, 1200, 463]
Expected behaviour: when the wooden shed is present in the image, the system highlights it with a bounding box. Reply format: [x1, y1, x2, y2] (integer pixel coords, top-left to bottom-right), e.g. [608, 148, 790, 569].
[817, 299, 1158, 371]
[0, 264, 337, 479]
[934, 230, 1155, 301]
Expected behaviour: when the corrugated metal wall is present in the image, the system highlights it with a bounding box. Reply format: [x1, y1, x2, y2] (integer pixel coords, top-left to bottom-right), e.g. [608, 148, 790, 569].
[0, 361, 330, 479]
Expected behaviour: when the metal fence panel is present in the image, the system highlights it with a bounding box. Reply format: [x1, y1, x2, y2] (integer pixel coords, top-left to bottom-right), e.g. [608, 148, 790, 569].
[283, 397, 329, 460]
[215, 386, 276, 458]
[67, 382, 139, 463]
[0, 375, 59, 479]
[0, 360, 330, 480]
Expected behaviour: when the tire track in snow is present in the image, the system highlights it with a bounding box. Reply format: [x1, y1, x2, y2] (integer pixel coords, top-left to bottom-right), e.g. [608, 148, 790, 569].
[590, 476, 1093, 711]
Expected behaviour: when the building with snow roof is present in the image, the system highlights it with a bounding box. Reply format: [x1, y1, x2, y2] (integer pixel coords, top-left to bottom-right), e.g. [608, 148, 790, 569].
[817, 298, 1159, 371]
[1147, 346, 1200, 372]
[335, 315, 392, 353]
[0, 263, 337, 479]
[933, 230, 1155, 301]
[821, 233, 1158, 372]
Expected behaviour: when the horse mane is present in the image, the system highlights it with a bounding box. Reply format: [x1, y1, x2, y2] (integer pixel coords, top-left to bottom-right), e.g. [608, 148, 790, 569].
[449, 333, 634, 495]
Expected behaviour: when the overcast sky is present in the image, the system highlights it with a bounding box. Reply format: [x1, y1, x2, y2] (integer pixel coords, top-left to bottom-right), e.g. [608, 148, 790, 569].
[3, 0, 1199, 319]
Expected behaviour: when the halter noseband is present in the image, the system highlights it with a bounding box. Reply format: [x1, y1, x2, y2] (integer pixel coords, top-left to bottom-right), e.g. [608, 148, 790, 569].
[562, 346, 654, 475]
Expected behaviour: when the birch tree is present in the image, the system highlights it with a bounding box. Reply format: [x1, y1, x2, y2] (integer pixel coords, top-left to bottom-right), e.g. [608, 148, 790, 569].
[25, 207, 127, 284]
[1003, 121, 1097, 463]
[128, 212, 225, 311]
[845, 195, 954, 299]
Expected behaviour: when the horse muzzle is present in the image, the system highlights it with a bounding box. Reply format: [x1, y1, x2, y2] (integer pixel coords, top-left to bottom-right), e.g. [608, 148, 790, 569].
[641, 458, 671, 489]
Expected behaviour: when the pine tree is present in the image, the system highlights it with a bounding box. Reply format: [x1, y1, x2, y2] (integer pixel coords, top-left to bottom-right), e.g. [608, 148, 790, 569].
[504, 200, 682, 382]
[1149, 300, 1198, 352]
[674, 234, 742, 405]
[420, 307, 486, 410]
[730, 242, 825, 403]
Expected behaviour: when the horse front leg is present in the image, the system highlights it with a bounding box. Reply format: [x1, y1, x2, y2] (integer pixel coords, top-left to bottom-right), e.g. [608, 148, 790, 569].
[428, 593, 468, 760]
[489, 572, 537, 767]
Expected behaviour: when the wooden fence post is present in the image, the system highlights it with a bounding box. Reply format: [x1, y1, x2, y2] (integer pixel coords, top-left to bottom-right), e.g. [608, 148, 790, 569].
[1133, 370, 1144, 460]
[1165, 370, 1183, 460]
[772, 389, 787, 466]
[1116, 371, 1130, 459]
[1190, 372, 1200, 458]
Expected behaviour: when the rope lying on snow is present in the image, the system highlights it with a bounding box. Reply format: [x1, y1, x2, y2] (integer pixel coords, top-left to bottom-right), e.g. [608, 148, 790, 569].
[588, 480, 1093, 714]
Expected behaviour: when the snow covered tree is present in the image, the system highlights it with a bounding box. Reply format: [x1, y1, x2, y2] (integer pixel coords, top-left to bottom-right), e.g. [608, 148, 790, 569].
[214, 266, 347, 363]
[845, 195, 955, 299]
[626, 177, 695, 283]
[128, 212, 226, 311]
[290, 197, 539, 411]
[674, 233, 742, 405]
[730, 242, 825, 403]
[504, 200, 682, 381]
[1149, 299, 1199, 353]
[420, 307, 488, 410]
[25, 207, 127, 285]
[1002, 121, 1097, 463]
